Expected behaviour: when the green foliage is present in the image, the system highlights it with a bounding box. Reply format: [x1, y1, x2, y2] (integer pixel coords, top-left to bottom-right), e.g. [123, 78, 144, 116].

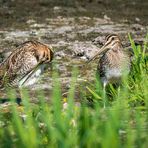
[0, 36, 147, 147]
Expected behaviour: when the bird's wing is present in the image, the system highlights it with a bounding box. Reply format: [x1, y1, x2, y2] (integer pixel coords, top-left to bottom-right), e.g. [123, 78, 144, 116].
[3, 52, 39, 86]
[18, 61, 43, 86]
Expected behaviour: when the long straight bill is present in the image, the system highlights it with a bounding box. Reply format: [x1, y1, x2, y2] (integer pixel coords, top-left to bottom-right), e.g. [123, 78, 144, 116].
[86, 44, 109, 64]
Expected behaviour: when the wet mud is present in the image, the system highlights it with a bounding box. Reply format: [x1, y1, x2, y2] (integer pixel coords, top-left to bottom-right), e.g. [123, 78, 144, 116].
[0, 0, 147, 102]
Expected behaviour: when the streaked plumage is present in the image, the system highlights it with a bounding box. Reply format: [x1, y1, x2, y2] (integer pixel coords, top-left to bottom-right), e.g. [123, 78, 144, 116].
[0, 41, 53, 89]
[98, 34, 131, 87]
[89, 34, 131, 107]
[90, 34, 131, 87]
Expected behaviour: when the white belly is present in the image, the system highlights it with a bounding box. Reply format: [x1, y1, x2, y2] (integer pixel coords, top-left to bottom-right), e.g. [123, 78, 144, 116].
[19, 64, 46, 87]
[105, 68, 122, 83]
[106, 68, 122, 80]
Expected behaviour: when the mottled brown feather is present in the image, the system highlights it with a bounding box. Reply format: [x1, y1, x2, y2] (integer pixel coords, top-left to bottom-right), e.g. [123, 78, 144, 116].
[0, 41, 53, 88]
[97, 34, 131, 85]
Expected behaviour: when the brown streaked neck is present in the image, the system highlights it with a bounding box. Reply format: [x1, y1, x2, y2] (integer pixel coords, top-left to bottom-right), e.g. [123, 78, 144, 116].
[111, 42, 122, 52]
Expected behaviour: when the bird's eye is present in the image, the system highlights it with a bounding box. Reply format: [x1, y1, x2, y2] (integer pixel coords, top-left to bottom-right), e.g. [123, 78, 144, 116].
[111, 37, 114, 41]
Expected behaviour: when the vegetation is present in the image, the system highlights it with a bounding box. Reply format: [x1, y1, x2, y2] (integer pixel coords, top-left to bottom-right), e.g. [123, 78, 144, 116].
[0, 35, 147, 147]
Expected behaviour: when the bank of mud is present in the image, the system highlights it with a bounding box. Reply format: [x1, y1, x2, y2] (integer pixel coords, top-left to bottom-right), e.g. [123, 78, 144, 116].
[0, 0, 147, 102]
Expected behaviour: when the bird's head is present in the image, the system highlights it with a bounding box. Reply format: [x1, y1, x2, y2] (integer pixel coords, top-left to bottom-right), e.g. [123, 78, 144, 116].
[103, 34, 121, 51]
[87, 34, 122, 63]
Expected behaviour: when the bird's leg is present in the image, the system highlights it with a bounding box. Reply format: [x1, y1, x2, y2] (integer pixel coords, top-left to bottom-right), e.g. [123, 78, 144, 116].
[14, 88, 22, 105]
[103, 82, 107, 108]
[117, 85, 121, 98]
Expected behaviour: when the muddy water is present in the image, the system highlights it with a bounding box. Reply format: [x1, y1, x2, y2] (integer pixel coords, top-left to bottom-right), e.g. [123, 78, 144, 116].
[0, 1, 148, 102]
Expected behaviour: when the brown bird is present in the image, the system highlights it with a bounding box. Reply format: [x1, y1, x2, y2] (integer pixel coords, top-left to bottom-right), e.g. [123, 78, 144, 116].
[0, 41, 53, 89]
[89, 34, 131, 106]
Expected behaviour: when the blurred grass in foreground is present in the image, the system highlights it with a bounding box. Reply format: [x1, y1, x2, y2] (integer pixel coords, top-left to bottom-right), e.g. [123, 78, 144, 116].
[0, 35, 148, 147]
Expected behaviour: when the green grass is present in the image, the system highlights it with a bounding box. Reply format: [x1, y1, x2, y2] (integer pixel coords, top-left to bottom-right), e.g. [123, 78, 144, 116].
[0, 35, 148, 148]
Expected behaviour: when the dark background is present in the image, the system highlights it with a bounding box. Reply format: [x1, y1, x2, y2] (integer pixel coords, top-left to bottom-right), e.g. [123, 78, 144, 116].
[0, 0, 148, 29]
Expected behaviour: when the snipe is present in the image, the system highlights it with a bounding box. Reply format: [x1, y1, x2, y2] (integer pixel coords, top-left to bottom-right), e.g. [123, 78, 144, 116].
[0, 41, 53, 89]
[89, 34, 131, 107]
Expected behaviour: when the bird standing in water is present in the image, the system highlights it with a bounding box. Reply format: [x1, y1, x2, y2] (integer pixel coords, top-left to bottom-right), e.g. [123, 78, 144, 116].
[0, 41, 53, 89]
[89, 34, 131, 107]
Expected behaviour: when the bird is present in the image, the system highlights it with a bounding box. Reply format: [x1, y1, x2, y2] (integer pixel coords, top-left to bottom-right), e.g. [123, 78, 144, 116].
[89, 34, 131, 107]
[0, 40, 53, 89]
